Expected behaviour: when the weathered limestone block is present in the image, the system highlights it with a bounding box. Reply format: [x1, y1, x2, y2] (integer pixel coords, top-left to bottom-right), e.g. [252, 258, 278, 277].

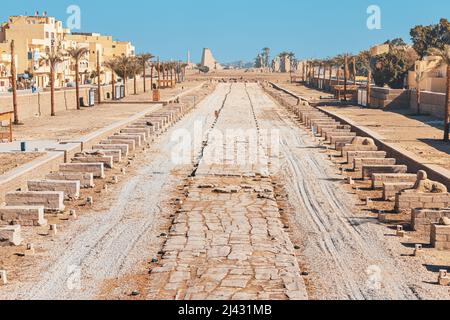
[310, 118, 335, 126]
[341, 144, 378, 158]
[347, 151, 387, 164]
[110, 134, 142, 147]
[92, 144, 129, 157]
[318, 125, 351, 135]
[46, 172, 94, 188]
[91, 149, 122, 163]
[309, 119, 335, 128]
[128, 123, 156, 134]
[330, 135, 357, 147]
[72, 156, 114, 169]
[101, 139, 135, 152]
[121, 128, 151, 139]
[0, 225, 22, 246]
[412, 209, 450, 233]
[118, 131, 147, 143]
[382, 182, 415, 201]
[139, 120, 161, 132]
[431, 224, 450, 251]
[354, 158, 396, 171]
[395, 171, 450, 212]
[0, 206, 47, 227]
[28, 180, 80, 200]
[60, 163, 105, 179]
[371, 173, 417, 189]
[5, 191, 65, 212]
[362, 165, 407, 180]
[395, 192, 450, 212]
[146, 116, 168, 126]
[323, 129, 352, 140]
[153, 112, 173, 121]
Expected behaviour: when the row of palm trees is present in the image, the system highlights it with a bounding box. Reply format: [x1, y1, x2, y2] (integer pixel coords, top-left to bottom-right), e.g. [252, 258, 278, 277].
[301, 52, 370, 102]
[11, 43, 188, 121]
[103, 56, 187, 98]
[302, 45, 450, 141]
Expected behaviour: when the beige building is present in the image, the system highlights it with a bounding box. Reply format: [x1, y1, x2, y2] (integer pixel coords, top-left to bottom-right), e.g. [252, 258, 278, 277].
[408, 56, 447, 93]
[0, 45, 12, 92]
[370, 44, 390, 56]
[0, 14, 135, 91]
[0, 14, 72, 88]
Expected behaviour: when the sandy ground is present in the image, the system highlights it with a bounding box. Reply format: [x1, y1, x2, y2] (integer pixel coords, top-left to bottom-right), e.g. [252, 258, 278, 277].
[0, 152, 45, 175]
[0, 80, 449, 300]
[11, 82, 203, 142]
[282, 83, 450, 171]
[120, 80, 204, 103]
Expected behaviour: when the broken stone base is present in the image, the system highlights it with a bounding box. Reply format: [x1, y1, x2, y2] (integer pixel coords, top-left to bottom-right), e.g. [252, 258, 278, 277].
[354, 158, 396, 171]
[347, 151, 387, 164]
[0, 225, 22, 246]
[412, 209, 450, 233]
[5, 191, 65, 212]
[395, 192, 450, 213]
[382, 182, 415, 201]
[371, 173, 417, 189]
[27, 180, 80, 200]
[72, 156, 114, 169]
[60, 163, 105, 179]
[431, 224, 450, 250]
[362, 165, 408, 180]
[0, 206, 47, 226]
[92, 144, 129, 157]
[101, 139, 136, 152]
[46, 172, 94, 188]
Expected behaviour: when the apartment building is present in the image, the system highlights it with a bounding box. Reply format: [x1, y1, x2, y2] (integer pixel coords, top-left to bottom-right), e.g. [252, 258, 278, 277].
[0, 13, 135, 91]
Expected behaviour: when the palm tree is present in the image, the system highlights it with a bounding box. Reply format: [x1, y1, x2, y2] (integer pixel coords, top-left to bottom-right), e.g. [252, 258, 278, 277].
[39, 50, 65, 116]
[334, 54, 348, 99]
[136, 53, 154, 93]
[352, 56, 357, 85]
[114, 55, 132, 97]
[10, 40, 19, 124]
[103, 58, 118, 100]
[323, 58, 334, 90]
[428, 45, 450, 141]
[287, 52, 296, 74]
[414, 63, 431, 116]
[66, 47, 89, 110]
[357, 50, 372, 107]
[128, 57, 142, 95]
[262, 47, 270, 69]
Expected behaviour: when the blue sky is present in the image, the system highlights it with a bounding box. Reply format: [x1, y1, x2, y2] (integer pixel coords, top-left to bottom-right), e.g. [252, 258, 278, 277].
[1, 0, 449, 63]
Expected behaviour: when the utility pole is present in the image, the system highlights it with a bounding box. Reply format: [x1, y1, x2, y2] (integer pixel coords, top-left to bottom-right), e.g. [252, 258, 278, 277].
[157, 57, 160, 89]
[10, 40, 19, 124]
[97, 50, 101, 104]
